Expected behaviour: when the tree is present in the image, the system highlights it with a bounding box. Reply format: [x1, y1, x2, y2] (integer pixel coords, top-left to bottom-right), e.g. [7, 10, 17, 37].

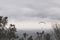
[2, 16, 8, 27]
[36, 32, 40, 40]
[36, 31, 44, 40]
[52, 23, 60, 40]
[0, 16, 3, 23]
[0, 16, 18, 40]
[19, 37, 24, 40]
[0, 16, 7, 40]
[23, 32, 28, 40]
[7, 24, 17, 40]
[27, 36, 33, 40]
[44, 33, 50, 40]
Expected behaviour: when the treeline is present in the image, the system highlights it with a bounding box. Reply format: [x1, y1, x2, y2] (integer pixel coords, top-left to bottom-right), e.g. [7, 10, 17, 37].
[19, 31, 51, 40]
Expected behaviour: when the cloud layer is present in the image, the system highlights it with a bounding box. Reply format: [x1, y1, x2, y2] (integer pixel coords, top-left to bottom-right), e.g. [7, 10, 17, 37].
[0, 0, 60, 22]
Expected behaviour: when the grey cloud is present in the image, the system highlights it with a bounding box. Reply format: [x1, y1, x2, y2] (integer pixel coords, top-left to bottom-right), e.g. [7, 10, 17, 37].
[0, 0, 60, 21]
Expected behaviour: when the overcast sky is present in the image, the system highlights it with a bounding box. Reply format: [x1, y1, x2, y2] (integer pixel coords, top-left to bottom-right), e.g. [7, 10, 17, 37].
[0, 0, 60, 30]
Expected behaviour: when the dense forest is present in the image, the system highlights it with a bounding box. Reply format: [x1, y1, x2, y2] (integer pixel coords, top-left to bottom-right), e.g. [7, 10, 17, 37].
[0, 16, 60, 40]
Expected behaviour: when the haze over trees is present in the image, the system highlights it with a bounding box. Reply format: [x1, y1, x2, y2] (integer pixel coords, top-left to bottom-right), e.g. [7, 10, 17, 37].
[0, 16, 60, 40]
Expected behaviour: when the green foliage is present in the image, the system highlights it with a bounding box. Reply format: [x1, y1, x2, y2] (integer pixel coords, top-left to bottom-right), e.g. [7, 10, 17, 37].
[53, 23, 60, 40]
[27, 36, 33, 40]
[35, 31, 44, 40]
[23, 32, 28, 40]
[45, 33, 50, 40]
[0, 16, 18, 40]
